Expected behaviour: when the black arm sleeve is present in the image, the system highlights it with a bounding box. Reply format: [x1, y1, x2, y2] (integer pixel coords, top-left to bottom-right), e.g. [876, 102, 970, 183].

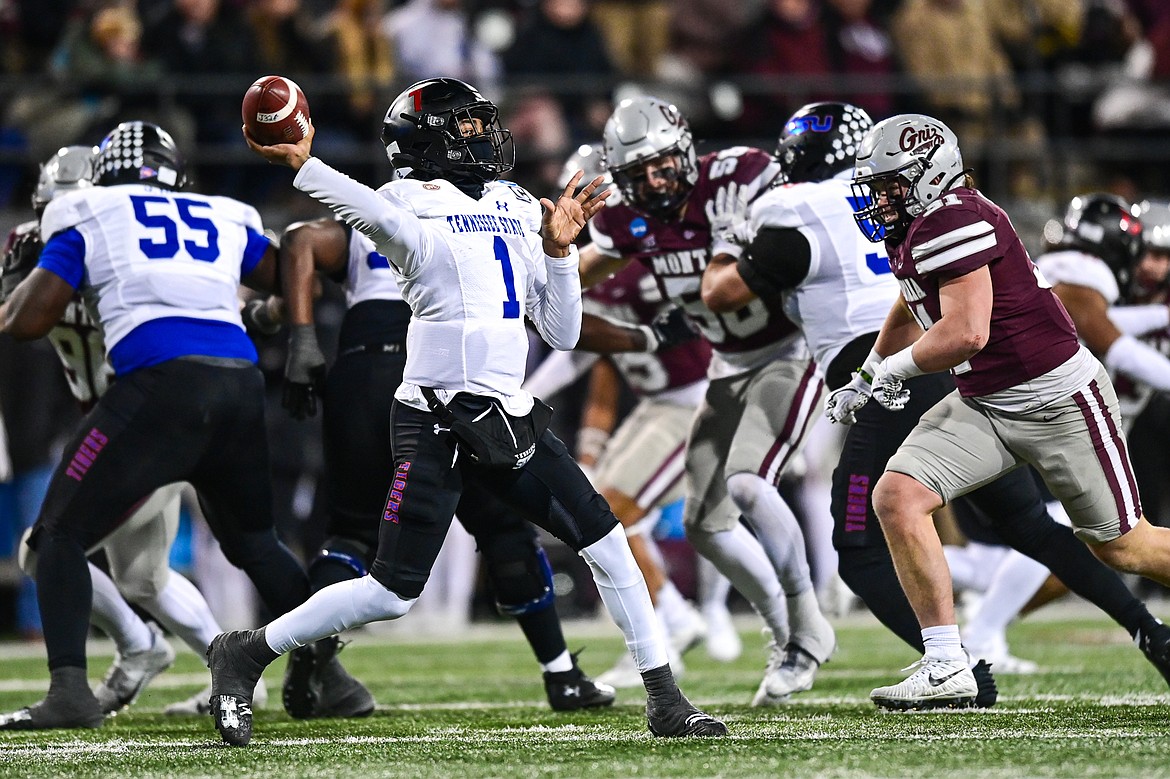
[735, 226, 812, 306]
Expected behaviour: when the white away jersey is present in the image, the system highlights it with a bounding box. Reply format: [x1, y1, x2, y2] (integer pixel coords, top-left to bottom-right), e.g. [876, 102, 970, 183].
[749, 172, 898, 370]
[40, 184, 263, 352]
[346, 226, 404, 306]
[1034, 249, 1120, 304]
[294, 160, 582, 414]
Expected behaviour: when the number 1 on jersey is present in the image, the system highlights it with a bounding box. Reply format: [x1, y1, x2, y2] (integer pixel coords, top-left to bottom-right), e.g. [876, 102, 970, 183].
[493, 236, 520, 319]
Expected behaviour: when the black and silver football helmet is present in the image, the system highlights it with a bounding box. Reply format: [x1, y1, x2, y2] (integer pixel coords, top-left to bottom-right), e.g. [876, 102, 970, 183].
[1055, 193, 1144, 288]
[776, 102, 873, 184]
[94, 121, 186, 190]
[380, 78, 514, 191]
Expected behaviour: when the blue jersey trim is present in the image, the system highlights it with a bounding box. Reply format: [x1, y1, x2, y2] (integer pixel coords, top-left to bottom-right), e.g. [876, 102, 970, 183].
[37, 228, 86, 290]
[241, 228, 270, 278]
[109, 317, 257, 375]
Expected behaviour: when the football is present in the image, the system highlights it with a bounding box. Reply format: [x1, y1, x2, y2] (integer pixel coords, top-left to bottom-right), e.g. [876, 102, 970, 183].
[242, 75, 311, 146]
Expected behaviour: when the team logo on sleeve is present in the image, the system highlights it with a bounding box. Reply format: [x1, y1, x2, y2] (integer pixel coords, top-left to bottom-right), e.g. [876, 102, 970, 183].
[629, 217, 648, 238]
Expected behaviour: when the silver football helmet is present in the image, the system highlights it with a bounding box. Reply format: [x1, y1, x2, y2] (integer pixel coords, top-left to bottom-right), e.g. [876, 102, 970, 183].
[851, 113, 965, 242]
[1137, 199, 1170, 252]
[558, 142, 610, 194]
[602, 96, 698, 219]
[32, 145, 98, 216]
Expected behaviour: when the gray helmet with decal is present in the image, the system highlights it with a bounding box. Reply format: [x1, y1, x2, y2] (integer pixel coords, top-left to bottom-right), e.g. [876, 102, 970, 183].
[851, 114, 965, 242]
[602, 96, 698, 219]
[32, 145, 98, 216]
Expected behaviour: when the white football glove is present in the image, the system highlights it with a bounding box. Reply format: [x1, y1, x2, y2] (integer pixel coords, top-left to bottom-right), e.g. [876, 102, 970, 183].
[705, 181, 753, 254]
[870, 360, 911, 411]
[824, 372, 872, 425]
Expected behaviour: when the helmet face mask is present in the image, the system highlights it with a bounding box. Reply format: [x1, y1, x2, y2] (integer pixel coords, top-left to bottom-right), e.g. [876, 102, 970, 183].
[33, 145, 98, 216]
[603, 96, 698, 220]
[776, 102, 873, 185]
[381, 78, 514, 189]
[851, 114, 964, 243]
[94, 121, 186, 190]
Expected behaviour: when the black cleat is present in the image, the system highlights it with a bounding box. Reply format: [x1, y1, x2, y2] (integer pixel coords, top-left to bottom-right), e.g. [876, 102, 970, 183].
[283, 636, 374, 720]
[972, 659, 998, 709]
[207, 631, 269, 746]
[646, 689, 728, 737]
[0, 697, 103, 731]
[543, 651, 616, 712]
[1136, 617, 1170, 689]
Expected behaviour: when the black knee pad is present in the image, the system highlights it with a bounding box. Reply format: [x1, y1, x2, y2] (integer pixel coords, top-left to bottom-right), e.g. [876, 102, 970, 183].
[479, 529, 555, 616]
[310, 535, 375, 579]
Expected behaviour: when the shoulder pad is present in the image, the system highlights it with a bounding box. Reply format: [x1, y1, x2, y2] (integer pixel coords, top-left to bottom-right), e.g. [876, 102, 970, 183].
[1035, 250, 1120, 303]
[40, 188, 98, 241]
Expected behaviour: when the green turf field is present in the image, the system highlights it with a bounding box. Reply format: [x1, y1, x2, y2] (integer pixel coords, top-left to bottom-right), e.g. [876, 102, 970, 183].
[0, 608, 1166, 778]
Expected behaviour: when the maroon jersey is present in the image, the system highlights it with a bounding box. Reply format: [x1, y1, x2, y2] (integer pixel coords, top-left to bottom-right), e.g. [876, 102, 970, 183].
[592, 147, 795, 368]
[888, 187, 1079, 397]
[584, 262, 711, 396]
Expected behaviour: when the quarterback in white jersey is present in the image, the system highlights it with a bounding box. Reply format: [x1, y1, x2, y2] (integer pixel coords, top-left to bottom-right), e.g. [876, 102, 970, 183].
[207, 77, 726, 746]
[0, 122, 309, 732]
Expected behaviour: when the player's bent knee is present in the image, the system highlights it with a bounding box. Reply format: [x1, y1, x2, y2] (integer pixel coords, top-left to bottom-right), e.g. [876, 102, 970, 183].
[725, 471, 768, 516]
[872, 472, 939, 525]
[116, 572, 167, 604]
[484, 544, 555, 616]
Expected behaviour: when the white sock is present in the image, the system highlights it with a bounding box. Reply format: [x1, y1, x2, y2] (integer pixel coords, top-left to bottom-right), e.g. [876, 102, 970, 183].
[963, 550, 1049, 652]
[541, 649, 572, 674]
[266, 575, 415, 655]
[689, 524, 788, 641]
[944, 542, 1009, 593]
[726, 472, 813, 595]
[696, 555, 732, 615]
[922, 624, 965, 661]
[138, 571, 222, 654]
[655, 581, 694, 635]
[579, 524, 669, 673]
[88, 563, 153, 655]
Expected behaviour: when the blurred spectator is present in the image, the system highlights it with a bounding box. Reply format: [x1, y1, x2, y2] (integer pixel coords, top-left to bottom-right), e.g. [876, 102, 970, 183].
[890, 0, 1047, 195]
[3, 0, 73, 74]
[668, 0, 761, 75]
[824, 0, 898, 120]
[382, 0, 501, 90]
[503, 0, 616, 147]
[735, 0, 834, 136]
[141, 0, 258, 145]
[326, 0, 396, 138]
[591, 0, 670, 78]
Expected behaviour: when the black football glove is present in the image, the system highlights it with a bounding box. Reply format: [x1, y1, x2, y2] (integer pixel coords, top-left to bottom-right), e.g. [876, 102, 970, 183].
[0, 230, 43, 303]
[641, 306, 699, 352]
[283, 324, 326, 420]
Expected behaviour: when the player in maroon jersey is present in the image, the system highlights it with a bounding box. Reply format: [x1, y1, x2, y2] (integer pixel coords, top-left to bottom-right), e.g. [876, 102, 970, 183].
[581, 96, 835, 706]
[847, 113, 1170, 710]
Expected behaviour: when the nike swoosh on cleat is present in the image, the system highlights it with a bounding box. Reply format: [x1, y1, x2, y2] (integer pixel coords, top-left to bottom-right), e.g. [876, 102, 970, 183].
[928, 670, 963, 687]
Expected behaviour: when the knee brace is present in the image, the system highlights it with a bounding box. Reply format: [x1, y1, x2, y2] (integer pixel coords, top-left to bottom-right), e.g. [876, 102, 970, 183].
[309, 536, 374, 580]
[481, 533, 555, 617]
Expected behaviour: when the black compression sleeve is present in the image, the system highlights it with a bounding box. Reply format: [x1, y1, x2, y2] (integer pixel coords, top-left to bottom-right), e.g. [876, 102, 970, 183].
[736, 226, 812, 303]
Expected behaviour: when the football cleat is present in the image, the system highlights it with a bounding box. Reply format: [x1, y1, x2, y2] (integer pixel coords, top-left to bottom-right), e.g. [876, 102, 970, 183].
[207, 631, 269, 746]
[94, 622, 176, 714]
[751, 637, 789, 706]
[763, 643, 826, 700]
[543, 651, 616, 712]
[1136, 617, 1170, 689]
[667, 605, 707, 657]
[283, 636, 373, 720]
[164, 677, 268, 717]
[0, 688, 104, 731]
[646, 689, 728, 737]
[871, 657, 978, 712]
[971, 659, 998, 709]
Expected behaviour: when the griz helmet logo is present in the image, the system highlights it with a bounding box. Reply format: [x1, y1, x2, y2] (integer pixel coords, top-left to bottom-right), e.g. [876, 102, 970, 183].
[898, 126, 943, 155]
